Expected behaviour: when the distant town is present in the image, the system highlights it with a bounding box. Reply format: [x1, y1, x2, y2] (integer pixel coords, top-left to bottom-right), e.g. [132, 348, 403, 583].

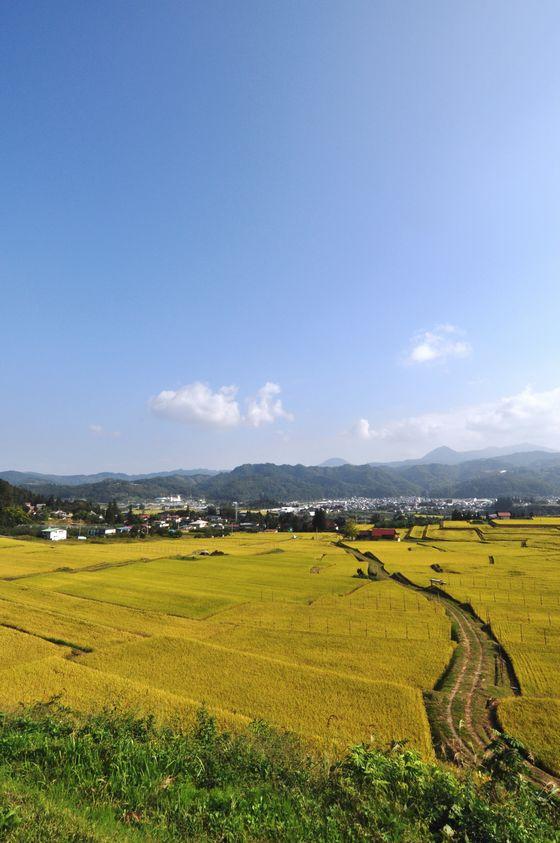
[3, 445, 560, 542]
[12, 491, 560, 542]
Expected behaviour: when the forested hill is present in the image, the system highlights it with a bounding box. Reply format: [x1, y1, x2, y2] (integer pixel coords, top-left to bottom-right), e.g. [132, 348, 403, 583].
[5, 464, 416, 504]
[0, 479, 42, 509]
[8, 450, 560, 503]
[0, 468, 221, 488]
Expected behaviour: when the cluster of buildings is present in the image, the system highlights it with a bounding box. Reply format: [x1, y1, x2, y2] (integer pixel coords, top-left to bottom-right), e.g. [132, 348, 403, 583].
[36, 492, 560, 542]
[293, 496, 495, 517]
[40, 513, 225, 541]
[41, 526, 120, 541]
[151, 495, 207, 509]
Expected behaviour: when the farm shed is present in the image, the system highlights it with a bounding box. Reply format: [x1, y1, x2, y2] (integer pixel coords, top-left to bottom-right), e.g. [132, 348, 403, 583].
[372, 528, 397, 540]
[40, 528, 67, 542]
[358, 528, 397, 541]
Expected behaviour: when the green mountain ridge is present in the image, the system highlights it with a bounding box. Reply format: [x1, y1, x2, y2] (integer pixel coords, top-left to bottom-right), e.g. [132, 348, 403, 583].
[7, 450, 560, 503]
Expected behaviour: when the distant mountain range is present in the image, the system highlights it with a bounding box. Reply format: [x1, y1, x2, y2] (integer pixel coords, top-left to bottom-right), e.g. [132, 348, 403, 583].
[317, 444, 557, 470]
[3, 445, 560, 503]
[317, 458, 349, 467]
[374, 443, 557, 468]
[0, 468, 222, 488]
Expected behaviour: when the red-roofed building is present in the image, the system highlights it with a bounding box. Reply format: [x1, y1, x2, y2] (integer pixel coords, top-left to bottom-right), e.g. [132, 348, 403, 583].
[496, 512, 511, 519]
[357, 527, 397, 540]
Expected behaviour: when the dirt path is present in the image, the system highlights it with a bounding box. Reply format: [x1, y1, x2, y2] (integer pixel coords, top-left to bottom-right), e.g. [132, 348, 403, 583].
[341, 543, 560, 792]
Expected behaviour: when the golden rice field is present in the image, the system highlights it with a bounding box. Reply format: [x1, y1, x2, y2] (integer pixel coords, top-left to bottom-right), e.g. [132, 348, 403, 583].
[490, 517, 560, 527]
[425, 525, 481, 541]
[441, 520, 479, 530]
[0, 533, 449, 757]
[368, 519, 560, 775]
[499, 697, 560, 777]
[1, 521, 560, 773]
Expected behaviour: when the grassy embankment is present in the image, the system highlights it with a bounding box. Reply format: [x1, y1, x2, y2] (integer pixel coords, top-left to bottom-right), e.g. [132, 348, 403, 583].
[0, 707, 557, 842]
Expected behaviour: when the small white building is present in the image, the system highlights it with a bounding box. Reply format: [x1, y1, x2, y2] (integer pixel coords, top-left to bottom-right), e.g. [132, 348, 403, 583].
[155, 495, 183, 507]
[41, 528, 67, 542]
[188, 519, 208, 530]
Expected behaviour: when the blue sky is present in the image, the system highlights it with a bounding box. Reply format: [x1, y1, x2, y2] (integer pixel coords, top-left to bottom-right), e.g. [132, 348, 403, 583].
[2, 1, 560, 472]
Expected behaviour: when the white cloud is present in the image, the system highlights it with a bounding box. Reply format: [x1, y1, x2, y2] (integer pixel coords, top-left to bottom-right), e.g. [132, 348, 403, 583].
[405, 324, 471, 365]
[150, 381, 293, 429]
[150, 382, 242, 428]
[246, 382, 294, 427]
[89, 424, 121, 439]
[355, 418, 373, 440]
[354, 385, 560, 452]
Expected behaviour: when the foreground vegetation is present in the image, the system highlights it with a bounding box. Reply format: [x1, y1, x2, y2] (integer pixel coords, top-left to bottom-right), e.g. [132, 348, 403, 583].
[0, 707, 558, 842]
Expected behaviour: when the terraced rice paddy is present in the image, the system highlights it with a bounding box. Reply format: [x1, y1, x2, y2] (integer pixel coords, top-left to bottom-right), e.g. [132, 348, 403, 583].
[0, 533, 448, 757]
[1, 522, 559, 775]
[367, 520, 560, 776]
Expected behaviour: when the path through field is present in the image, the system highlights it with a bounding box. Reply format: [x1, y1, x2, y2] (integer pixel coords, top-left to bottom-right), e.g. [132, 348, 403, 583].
[343, 544, 560, 792]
